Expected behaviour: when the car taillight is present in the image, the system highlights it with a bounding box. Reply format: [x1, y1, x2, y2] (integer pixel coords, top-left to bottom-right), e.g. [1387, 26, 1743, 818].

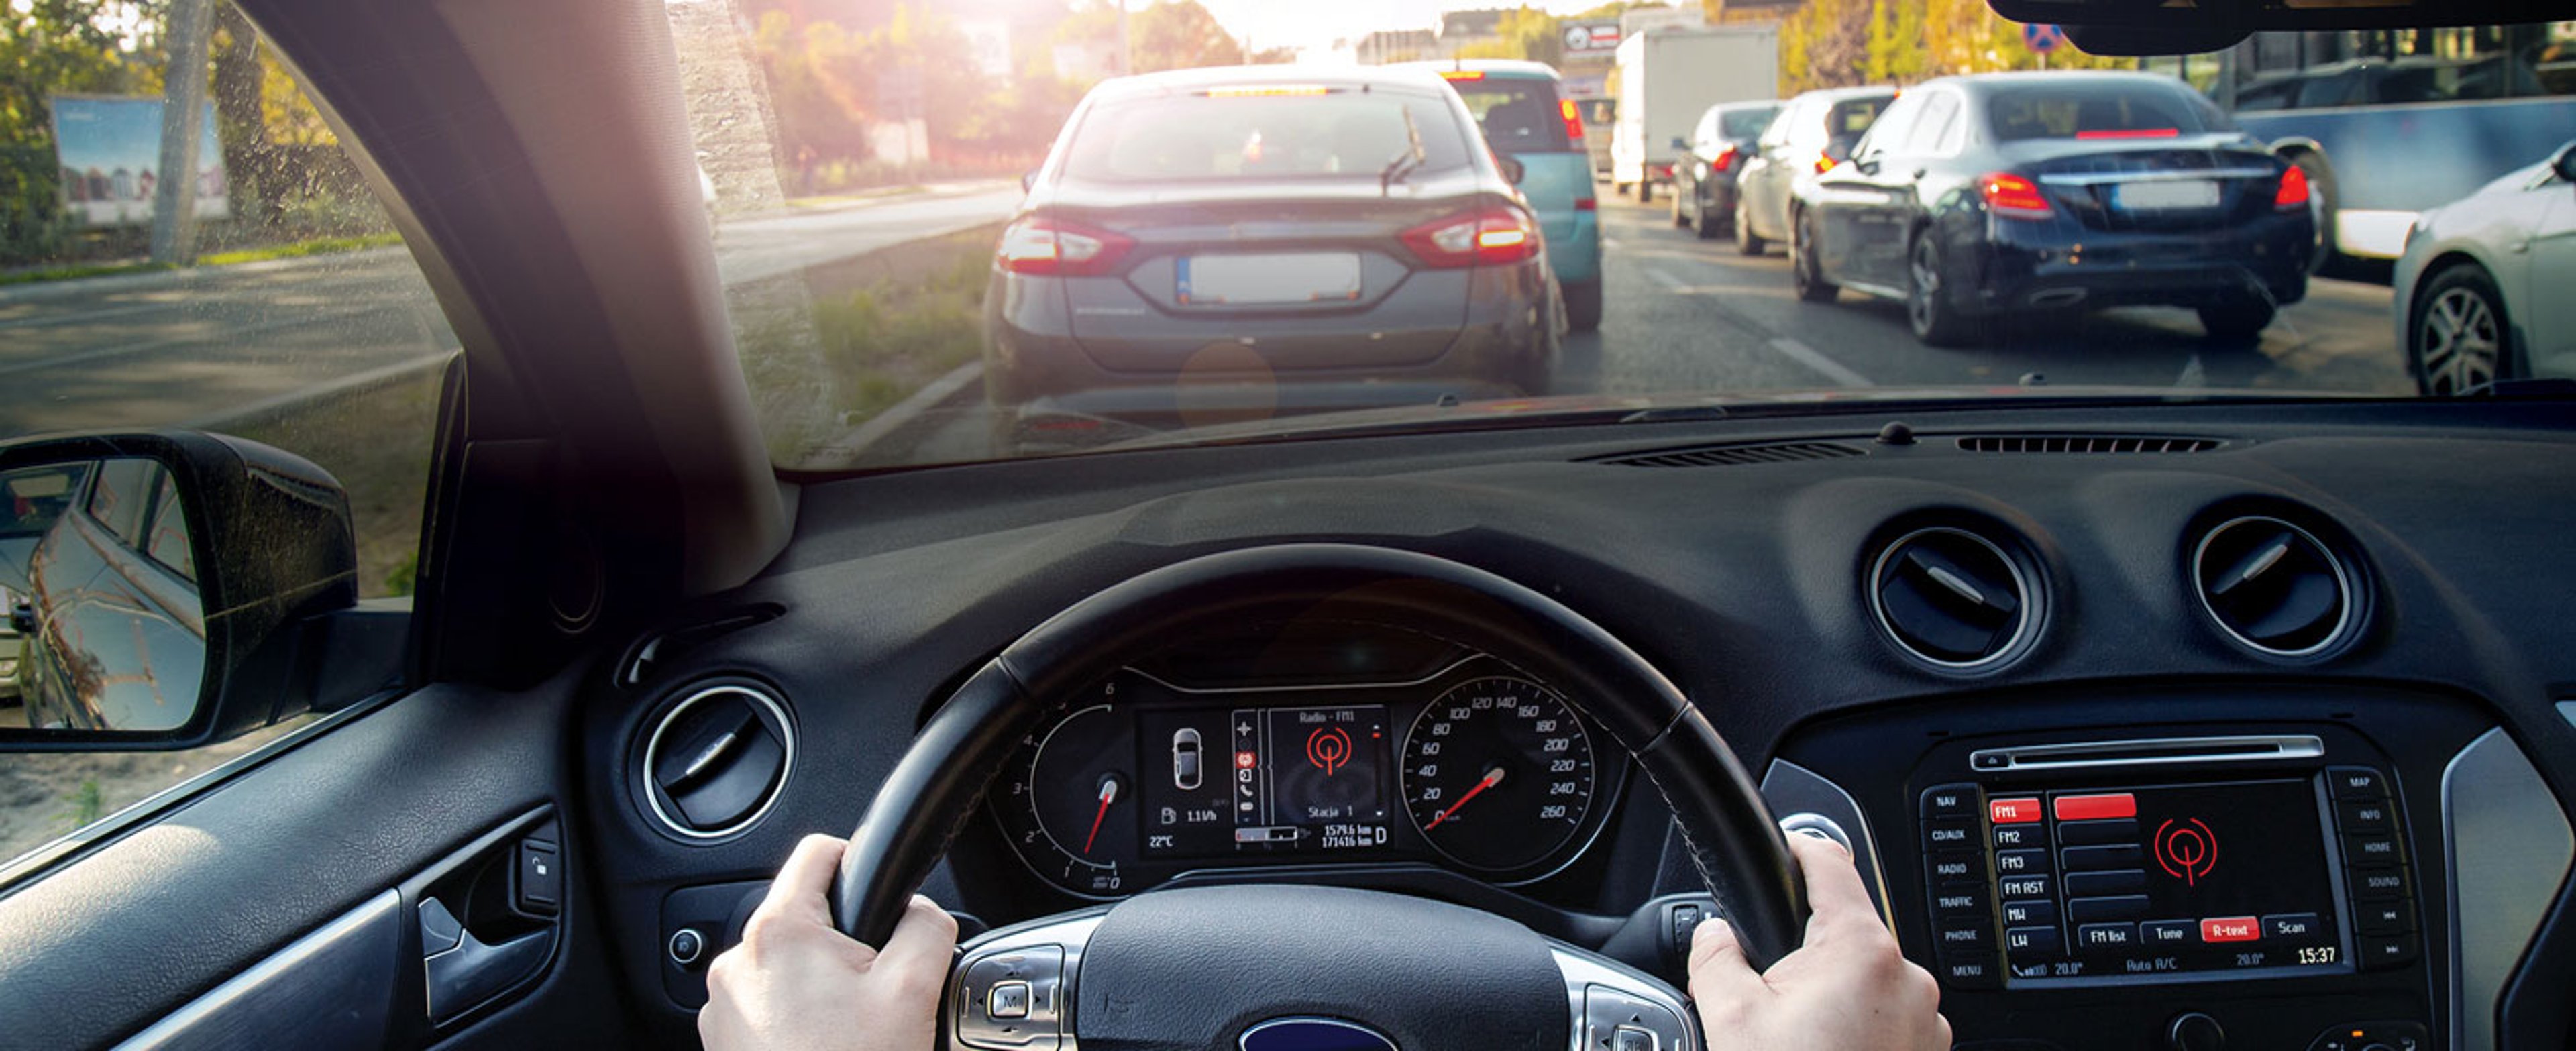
[996, 216, 1136, 276]
[1574, 197, 1597, 211]
[1813, 154, 1837, 174]
[1559, 98, 1586, 144]
[2274, 163, 2310, 211]
[1714, 144, 1740, 172]
[1980, 172, 2053, 219]
[1401, 207, 1540, 268]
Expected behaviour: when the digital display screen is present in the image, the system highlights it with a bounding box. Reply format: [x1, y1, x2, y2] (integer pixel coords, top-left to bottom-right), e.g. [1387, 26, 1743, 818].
[1992, 779, 2349, 983]
[1134, 704, 1391, 859]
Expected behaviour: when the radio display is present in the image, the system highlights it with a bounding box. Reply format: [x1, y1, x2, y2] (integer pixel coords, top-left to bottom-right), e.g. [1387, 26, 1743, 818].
[1978, 779, 2351, 983]
[1134, 704, 1395, 859]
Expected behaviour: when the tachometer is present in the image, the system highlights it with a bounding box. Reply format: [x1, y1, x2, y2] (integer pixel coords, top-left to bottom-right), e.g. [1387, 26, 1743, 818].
[996, 702, 1136, 895]
[1399, 675, 1596, 873]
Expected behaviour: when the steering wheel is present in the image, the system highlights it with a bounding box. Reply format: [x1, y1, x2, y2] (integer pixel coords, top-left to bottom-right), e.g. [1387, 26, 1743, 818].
[829, 544, 1808, 1050]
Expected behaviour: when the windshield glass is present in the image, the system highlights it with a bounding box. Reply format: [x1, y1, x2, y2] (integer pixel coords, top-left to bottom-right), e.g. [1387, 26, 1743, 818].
[11, 2, 2575, 480]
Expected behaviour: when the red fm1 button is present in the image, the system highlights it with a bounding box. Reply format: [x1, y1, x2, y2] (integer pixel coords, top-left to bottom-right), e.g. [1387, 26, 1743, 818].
[1990, 797, 2043, 824]
[2200, 916, 2261, 943]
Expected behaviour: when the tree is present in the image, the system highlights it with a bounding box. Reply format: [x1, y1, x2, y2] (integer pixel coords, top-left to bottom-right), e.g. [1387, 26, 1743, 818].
[1864, 0, 1929, 83]
[1779, 0, 1871, 90]
[1127, 1, 1244, 72]
[1, 0, 169, 261]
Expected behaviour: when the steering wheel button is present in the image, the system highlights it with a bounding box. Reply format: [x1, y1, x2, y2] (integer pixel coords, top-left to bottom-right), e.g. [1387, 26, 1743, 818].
[1613, 1024, 1659, 1051]
[987, 981, 1031, 1020]
[1582, 986, 1690, 1051]
[957, 944, 1066, 1050]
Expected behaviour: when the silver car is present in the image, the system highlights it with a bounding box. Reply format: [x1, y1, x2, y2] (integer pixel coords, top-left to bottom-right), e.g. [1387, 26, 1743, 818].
[2394, 140, 2576, 395]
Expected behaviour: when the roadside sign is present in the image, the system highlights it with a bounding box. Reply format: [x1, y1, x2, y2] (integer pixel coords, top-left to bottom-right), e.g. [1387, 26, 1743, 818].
[2022, 23, 2066, 54]
[1562, 20, 1623, 56]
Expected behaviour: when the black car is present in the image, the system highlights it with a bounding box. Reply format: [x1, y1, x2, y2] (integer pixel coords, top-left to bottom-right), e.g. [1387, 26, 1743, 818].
[1671, 100, 1782, 240]
[1790, 72, 2315, 346]
[985, 66, 1560, 447]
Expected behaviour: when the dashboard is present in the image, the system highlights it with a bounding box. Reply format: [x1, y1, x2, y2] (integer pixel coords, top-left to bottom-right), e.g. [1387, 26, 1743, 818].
[586, 399, 2576, 1051]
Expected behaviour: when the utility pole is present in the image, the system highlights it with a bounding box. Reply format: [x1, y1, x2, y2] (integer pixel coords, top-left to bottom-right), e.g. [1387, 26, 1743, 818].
[150, 0, 215, 266]
[1118, 0, 1132, 76]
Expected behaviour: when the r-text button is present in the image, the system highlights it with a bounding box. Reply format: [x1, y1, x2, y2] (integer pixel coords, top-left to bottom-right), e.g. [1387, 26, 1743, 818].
[2200, 917, 2261, 943]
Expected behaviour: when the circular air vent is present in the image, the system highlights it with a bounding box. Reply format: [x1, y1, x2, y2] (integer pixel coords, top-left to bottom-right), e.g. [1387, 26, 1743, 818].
[1868, 526, 2038, 671]
[2191, 516, 2358, 658]
[641, 683, 796, 841]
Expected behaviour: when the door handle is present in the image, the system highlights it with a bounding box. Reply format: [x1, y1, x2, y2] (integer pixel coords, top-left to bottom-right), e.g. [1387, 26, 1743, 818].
[424, 914, 553, 1023]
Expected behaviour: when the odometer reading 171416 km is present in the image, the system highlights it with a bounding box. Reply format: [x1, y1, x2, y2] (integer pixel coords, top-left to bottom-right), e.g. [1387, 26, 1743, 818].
[1399, 675, 1596, 873]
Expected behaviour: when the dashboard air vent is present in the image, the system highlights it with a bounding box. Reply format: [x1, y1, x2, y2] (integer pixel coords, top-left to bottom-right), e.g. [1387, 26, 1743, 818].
[2191, 516, 2357, 658]
[1869, 527, 2036, 670]
[641, 683, 795, 840]
[1589, 441, 1864, 468]
[1957, 435, 2222, 454]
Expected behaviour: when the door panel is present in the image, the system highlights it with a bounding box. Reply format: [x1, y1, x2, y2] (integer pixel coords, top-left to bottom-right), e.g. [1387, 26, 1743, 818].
[2525, 187, 2576, 378]
[0, 679, 612, 1049]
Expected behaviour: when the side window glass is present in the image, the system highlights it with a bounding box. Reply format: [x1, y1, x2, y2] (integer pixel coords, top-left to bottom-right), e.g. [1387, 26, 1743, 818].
[85, 459, 154, 545]
[143, 467, 196, 584]
[1908, 95, 1961, 154]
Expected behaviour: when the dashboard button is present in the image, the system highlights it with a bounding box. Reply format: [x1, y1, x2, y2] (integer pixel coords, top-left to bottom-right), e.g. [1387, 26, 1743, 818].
[2355, 901, 2414, 936]
[2004, 925, 2062, 958]
[2002, 899, 2057, 926]
[2357, 932, 2420, 969]
[2334, 798, 2394, 833]
[1992, 823, 2044, 848]
[2342, 832, 2404, 866]
[1990, 797, 2044, 824]
[1998, 875, 2051, 901]
[2265, 913, 2325, 942]
[1937, 916, 1994, 952]
[1612, 1026, 1657, 1051]
[2141, 920, 2196, 945]
[2350, 866, 2412, 901]
[2051, 793, 2136, 821]
[2074, 922, 2137, 952]
[1929, 883, 1990, 915]
[1582, 986, 1689, 1051]
[1924, 818, 1978, 850]
[1936, 953, 2000, 989]
[1928, 853, 1986, 883]
[2055, 819, 2139, 846]
[2065, 895, 2149, 924]
[1923, 784, 1981, 820]
[1995, 848, 2051, 875]
[2200, 917, 2261, 943]
[2326, 767, 2388, 801]
[1669, 901, 1705, 950]
[2063, 869, 2146, 896]
[2061, 844, 2144, 870]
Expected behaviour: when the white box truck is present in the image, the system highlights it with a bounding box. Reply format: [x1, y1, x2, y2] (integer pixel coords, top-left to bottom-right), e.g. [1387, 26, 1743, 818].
[1609, 25, 1780, 201]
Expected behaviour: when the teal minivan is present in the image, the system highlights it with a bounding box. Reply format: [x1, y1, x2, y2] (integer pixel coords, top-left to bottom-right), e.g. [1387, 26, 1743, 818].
[1412, 60, 1605, 331]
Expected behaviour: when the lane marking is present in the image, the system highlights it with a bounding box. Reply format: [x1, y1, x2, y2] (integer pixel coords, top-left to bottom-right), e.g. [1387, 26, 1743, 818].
[0, 301, 193, 331]
[1767, 337, 1874, 388]
[1646, 267, 1691, 292]
[807, 359, 985, 464]
[0, 303, 396, 379]
[2176, 353, 2207, 389]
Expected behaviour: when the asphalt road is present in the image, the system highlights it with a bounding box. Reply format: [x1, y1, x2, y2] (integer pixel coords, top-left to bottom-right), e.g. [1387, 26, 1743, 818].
[0, 182, 1024, 439]
[858, 188, 2414, 469]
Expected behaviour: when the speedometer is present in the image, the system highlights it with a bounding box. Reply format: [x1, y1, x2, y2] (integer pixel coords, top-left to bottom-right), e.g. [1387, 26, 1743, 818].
[1399, 675, 1596, 873]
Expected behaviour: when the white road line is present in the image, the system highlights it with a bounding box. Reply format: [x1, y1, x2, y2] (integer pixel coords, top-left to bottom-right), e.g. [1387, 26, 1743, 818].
[1646, 267, 1691, 292]
[0, 300, 190, 331]
[2176, 353, 2208, 389]
[1767, 337, 1874, 388]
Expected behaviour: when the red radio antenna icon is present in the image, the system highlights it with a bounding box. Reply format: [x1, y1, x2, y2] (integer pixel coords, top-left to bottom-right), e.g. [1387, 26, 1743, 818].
[2155, 818, 2218, 885]
[1305, 726, 1353, 777]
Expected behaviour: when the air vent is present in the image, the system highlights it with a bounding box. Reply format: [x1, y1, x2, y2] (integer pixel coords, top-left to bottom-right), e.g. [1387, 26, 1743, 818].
[1868, 527, 2037, 671]
[1589, 441, 1864, 468]
[1957, 435, 2222, 454]
[2191, 516, 2358, 658]
[641, 683, 795, 840]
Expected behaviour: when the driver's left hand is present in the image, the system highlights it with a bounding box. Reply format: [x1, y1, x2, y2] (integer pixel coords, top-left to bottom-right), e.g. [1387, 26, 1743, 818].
[700, 833, 958, 1051]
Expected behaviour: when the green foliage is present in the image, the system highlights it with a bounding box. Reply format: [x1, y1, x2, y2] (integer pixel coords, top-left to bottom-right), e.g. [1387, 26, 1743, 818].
[1780, 0, 1872, 90]
[758, 3, 1088, 181]
[1865, 0, 1929, 83]
[811, 239, 991, 422]
[58, 777, 104, 830]
[1788, 0, 2127, 91]
[1, 0, 168, 264]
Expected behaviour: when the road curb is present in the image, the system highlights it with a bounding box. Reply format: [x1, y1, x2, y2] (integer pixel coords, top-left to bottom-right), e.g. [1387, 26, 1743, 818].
[808, 360, 984, 465]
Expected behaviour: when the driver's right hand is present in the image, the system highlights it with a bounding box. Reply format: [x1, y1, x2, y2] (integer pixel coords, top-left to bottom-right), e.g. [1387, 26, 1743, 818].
[1687, 832, 1953, 1050]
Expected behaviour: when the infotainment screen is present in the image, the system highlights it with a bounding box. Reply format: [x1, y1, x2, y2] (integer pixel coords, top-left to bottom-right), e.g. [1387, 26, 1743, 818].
[1979, 779, 2351, 982]
[1134, 704, 1395, 859]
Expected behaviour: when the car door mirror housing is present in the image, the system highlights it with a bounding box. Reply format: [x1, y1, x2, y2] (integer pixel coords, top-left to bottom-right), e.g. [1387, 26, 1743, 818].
[1670, 135, 1689, 150]
[2553, 142, 2576, 184]
[1497, 154, 1527, 185]
[0, 431, 390, 751]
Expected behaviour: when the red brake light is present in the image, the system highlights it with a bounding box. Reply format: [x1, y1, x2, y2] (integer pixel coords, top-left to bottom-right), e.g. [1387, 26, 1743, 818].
[1813, 154, 1837, 174]
[2275, 163, 2311, 210]
[1713, 144, 1739, 171]
[1401, 207, 1540, 268]
[1980, 172, 2053, 219]
[1439, 70, 1486, 81]
[1574, 197, 1597, 211]
[1559, 98, 1586, 144]
[2075, 128, 2180, 140]
[997, 216, 1136, 276]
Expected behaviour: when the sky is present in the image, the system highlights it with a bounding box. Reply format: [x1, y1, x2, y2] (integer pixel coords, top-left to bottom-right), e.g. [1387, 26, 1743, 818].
[1195, 1, 1650, 58]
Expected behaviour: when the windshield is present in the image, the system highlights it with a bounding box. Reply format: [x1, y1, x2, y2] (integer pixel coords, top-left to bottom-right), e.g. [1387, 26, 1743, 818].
[9, 3, 2575, 480]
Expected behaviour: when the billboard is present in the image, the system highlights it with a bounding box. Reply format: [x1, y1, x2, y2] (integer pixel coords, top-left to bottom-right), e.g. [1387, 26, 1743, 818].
[1562, 20, 1624, 58]
[48, 95, 230, 227]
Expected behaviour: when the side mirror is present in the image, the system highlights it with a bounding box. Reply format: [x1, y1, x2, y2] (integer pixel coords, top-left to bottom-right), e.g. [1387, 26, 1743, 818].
[1823, 136, 1858, 164]
[2554, 142, 2576, 184]
[1021, 169, 1040, 192]
[0, 432, 387, 750]
[1497, 154, 1527, 186]
[1670, 135, 1689, 150]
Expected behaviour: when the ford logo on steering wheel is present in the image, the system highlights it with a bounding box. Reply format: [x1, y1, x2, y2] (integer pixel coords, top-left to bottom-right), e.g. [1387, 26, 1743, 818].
[1240, 1017, 1400, 1051]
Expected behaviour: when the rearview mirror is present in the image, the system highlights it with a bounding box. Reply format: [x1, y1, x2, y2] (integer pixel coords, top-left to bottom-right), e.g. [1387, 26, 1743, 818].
[1497, 155, 1527, 186]
[1670, 135, 1688, 150]
[0, 432, 390, 750]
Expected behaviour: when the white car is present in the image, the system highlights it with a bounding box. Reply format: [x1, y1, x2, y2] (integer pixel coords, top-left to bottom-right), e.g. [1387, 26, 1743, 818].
[2393, 141, 2576, 396]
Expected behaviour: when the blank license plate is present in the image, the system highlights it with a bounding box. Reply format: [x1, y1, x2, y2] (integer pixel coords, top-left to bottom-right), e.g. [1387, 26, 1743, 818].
[1177, 253, 1362, 305]
[2112, 180, 2220, 211]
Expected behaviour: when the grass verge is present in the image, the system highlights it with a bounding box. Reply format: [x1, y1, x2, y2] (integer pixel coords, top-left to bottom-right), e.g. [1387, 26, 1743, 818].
[197, 232, 405, 268]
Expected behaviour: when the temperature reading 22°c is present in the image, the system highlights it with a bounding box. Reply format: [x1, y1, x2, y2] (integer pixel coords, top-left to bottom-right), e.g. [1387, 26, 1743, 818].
[1400, 675, 1595, 873]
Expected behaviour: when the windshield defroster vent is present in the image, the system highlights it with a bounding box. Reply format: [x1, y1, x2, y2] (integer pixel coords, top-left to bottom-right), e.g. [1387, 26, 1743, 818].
[1587, 441, 1864, 468]
[1957, 435, 2223, 454]
[1868, 526, 2039, 671]
[2190, 516, 2359, 659]
[640, 682, 796, 841]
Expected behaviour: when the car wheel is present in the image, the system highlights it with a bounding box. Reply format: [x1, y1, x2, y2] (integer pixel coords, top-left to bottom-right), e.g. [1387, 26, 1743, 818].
[1670, 180, 1689, 227]
[1562, 278, 1603, 333]
[2197, 301, 2277, 343]
[1791, 208, 1837, 304]
[2410, 264, 2513, 396]
[1906, 231, 1981, 347]
[1734, 199, 1765, 256]
[1691, 188, 1721, 240]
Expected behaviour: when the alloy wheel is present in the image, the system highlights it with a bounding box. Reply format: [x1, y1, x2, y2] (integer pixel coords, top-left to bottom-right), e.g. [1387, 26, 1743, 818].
[2418, 286, 2502, 396]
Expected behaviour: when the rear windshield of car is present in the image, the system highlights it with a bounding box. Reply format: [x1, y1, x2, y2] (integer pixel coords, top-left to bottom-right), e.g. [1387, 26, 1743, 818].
[1985, 81, 2224, 141]
[1061, 89, 1473, 182]
[1451, 78, 1575, 153]
[1827, 97, 1891, 137]
[1721, 107, 1780, 140]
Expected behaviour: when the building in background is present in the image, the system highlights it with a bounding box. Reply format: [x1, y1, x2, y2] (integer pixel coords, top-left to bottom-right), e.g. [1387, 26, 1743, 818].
[1438, 9, 1509, 54]
[1356, 28, 1438, 64]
